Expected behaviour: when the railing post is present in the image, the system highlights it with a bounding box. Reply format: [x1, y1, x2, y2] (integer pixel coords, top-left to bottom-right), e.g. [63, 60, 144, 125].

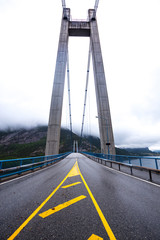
[20, 159, 22, 167]
[128, 158, 131, 165]
[41, 157, 43, 168]
[32, 158, 34, 171]
[43, 156, 45, 165]
[46, 156, 49, 166]
[47, 156, 49, 165]
[139, 158, 142, 167]
[155, 159, 158, 170]
[46, 157, 48, 166]
[118, 164, 120, 171]
[18, 159, 22, 175]
[149, 170, 152, 182]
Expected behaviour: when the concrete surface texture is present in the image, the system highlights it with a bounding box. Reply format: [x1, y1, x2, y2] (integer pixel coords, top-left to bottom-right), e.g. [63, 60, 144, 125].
[89, 9, 115, 155]
[45, 9, 70, 155]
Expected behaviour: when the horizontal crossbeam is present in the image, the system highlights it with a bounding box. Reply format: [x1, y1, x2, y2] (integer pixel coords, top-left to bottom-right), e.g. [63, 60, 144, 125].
[69, 21, 90, 37]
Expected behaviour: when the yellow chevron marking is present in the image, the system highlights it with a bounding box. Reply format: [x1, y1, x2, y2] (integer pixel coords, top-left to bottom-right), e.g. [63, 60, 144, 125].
[61, 181, 82, 188]
[88, 234, 103, 240]
[67, 161, 80, 177]
[39, 195, 86, 218]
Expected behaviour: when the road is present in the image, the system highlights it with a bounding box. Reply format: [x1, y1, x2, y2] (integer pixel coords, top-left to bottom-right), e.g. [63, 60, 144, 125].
[0, 153, 160, 240]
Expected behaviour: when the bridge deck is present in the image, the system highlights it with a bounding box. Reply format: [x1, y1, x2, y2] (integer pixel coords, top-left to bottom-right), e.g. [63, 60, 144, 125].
[0, 153, 160, 239]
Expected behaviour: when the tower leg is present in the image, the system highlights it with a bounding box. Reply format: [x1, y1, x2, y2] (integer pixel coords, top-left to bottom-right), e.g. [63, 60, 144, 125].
[89, 9, 115, 155]
[45, 9, 70, 155]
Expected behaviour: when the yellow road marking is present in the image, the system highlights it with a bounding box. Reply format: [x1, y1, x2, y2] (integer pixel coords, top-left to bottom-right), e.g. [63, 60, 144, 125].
[8, 162, 77, 240]
[77, 164, 116, 240]
[39, 195, 86, 218]
[88, 234, 103, 239]
[68, 161, 79, 177]
[61, 181, 82, 188]
[8, 160, 116, 240]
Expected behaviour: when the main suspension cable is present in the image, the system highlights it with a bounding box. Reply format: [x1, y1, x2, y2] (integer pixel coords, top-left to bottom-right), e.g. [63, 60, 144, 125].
[80, 0, 100, 141]
[80, 41, 92, 139]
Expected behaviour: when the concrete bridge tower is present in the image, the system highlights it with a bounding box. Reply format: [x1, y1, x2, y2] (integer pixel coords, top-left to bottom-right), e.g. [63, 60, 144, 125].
[45, 8, 115, 156]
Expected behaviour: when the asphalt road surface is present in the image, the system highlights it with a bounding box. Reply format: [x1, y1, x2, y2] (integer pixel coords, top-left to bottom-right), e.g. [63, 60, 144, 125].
[0, 153, 160, 240]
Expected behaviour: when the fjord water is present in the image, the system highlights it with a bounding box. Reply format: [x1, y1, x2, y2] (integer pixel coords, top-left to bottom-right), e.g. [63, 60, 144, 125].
[124, 156, 160, 169]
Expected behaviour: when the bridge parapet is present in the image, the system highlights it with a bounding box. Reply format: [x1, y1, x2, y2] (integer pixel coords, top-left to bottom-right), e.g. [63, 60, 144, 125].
[82, 152, 160, 185]
[0, 152, 71, 181]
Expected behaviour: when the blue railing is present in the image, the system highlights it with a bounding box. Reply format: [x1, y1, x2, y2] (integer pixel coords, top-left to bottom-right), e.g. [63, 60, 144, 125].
[0, 152, 71, 179]
[82, 152, 160, 170]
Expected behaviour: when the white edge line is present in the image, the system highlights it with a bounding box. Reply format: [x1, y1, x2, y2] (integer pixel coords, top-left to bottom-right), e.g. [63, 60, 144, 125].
[0, 161, 61, 186]
[101, 162, 160, 188]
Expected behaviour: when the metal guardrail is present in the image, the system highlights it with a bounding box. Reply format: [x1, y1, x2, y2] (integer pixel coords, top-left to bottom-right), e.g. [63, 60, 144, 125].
[0, 152, 71, 180]
[82, 152, 160, 184]
[82, 152, 160, 170]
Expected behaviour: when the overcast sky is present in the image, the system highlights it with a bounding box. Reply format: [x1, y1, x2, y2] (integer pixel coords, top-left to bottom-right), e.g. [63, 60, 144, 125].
[0, 0, 160, 150]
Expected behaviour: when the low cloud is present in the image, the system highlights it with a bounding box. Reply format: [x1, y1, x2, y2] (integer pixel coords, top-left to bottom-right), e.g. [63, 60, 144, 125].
[0, 1, 160, 152]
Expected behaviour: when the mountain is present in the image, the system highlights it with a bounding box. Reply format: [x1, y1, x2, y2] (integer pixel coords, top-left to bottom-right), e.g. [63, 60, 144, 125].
[0, 126, 158, 160]
[152, 150, 160, 153]
[122, 147, 158, 156]
[0, 126, 101, 160]
[0, 126, 47, 159]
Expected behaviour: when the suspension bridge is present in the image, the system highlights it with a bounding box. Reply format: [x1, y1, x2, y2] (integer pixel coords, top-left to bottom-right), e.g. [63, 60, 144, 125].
[0, 1, 160, 239]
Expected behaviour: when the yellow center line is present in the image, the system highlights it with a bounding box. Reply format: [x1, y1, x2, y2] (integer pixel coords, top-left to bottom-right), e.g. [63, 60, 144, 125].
[67, 161, 80, 177]
[8, 162, 77, 240]
[61, 181, 82, 188]
[39, 195, 86, 218]
[8, 159, 116, 240]
[77, 163, 116, 240]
